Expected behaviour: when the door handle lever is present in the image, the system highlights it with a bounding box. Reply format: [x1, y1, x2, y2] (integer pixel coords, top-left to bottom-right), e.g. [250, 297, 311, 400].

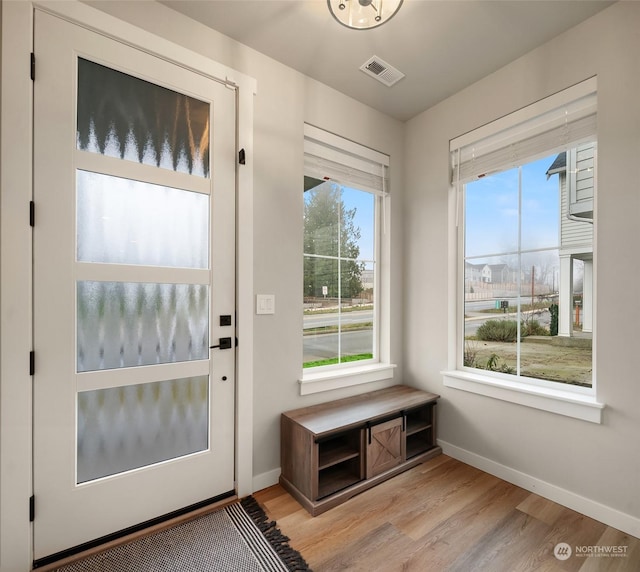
[210, 337, 232, 350]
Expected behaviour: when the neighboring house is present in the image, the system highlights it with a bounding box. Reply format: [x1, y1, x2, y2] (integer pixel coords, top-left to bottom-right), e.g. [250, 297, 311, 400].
[546, 143, 595, 336]
[488, 263, 517, 284]
[465, 262, 485, 283]
[465, 262, 517, 285]
[360, 268, 375, 291]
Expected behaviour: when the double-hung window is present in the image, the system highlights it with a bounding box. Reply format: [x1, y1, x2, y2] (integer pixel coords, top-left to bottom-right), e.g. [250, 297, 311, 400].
[301, 124, 393, 394]
[445, 78, 604, 422]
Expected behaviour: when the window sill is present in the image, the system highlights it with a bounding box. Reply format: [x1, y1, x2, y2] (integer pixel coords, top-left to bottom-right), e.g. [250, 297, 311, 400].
[299, 363, 396, 395]
[442, 370, 604, 423]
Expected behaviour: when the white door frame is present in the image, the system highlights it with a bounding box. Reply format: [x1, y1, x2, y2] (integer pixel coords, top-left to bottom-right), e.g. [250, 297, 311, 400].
[0, 2, 255, 570]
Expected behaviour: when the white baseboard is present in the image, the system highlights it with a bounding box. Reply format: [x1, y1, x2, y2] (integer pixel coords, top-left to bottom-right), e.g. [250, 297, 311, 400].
[439, 440, 640, 539]
[252, 468, 281, 493]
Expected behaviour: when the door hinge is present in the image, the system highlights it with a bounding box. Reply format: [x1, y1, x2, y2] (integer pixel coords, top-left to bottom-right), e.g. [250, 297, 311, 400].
[30, 53, 35, 81]
[29, 495, 35, 522]
[29, 351, 35, 376]
[238, 148, 246, 165]
[30, 201, 35, 227]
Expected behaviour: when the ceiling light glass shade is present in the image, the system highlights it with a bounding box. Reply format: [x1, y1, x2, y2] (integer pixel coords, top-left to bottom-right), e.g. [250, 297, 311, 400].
[328, 0, 403, 30]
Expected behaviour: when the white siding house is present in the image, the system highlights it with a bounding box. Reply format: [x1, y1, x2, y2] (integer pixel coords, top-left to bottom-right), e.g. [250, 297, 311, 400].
[546, 144, 594, 335]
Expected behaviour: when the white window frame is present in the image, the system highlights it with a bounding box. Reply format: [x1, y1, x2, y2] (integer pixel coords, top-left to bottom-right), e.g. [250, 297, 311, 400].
[443, 78, 604, 423]
[300, 124, 395, 395]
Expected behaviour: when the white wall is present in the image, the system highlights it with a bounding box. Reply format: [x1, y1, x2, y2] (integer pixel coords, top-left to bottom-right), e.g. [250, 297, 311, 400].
[2, 1, 404, 566]
[4, 0, 638, 567]
[87, 0, 405, 485]
[404, 1, 640, 533]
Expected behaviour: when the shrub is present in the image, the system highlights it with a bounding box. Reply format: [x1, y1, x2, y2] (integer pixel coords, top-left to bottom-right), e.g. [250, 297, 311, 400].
[477, 318, 549, 341]
[521, 319, 549, 337]
[549, 303, 558, 336]
[476, 319, 518, 342]
[485, 353, 516, 374]
[464, 341, 478, 367]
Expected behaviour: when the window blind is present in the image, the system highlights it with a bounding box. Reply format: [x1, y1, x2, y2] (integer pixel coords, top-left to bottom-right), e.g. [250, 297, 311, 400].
[304, 124, 389, 195]
[450, 78, 597, 184]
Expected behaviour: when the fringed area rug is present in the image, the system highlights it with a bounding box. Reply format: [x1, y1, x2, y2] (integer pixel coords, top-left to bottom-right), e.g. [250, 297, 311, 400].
[54, 497, 311, 572]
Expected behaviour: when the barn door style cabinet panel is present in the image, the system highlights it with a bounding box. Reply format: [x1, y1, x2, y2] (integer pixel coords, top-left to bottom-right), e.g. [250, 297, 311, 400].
[280, 385, 441, 516]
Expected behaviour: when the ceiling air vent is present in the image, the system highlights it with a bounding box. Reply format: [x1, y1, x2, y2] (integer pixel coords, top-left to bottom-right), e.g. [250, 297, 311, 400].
[360, 55, 405, 87]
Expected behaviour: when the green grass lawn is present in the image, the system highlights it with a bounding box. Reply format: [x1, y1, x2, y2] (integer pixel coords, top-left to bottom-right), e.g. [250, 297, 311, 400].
[303, 353, 373, 368]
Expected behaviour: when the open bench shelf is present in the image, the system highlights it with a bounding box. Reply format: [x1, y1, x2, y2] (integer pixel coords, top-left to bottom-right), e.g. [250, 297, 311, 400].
[280, 385, 441, 516]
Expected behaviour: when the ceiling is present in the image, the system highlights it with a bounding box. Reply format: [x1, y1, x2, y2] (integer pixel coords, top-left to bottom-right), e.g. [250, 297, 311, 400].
[160, 0, 613, 122]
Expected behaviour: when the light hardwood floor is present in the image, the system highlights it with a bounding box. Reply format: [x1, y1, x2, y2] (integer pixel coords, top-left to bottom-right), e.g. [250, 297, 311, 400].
[254, 455, 640, 571]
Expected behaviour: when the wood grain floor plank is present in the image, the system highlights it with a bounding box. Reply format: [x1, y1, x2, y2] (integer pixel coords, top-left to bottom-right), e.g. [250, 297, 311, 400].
[272, 488, 403, 564]
[537, 508, 607, 571]
[268, 465, 445, 567]
[254, 455, 640, 572]
[253, 483, 286, 504]
[413, 450, 452, 474]
[257, 485, 305, 521]
[315, 522, 414, 572]
[447, 509, 551, 572]
[578, 527, 640, 571]
[399, 479, 531, 571]
[517, 493, 568, 526]
[394, 470, 500, 541]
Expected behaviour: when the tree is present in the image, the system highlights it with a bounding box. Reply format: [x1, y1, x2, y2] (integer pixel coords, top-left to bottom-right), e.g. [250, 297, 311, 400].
[304, 183, 364, 299]
[77, 58, 210, 176]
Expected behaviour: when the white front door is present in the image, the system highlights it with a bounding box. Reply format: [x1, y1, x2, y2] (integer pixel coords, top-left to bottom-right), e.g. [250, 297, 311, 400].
[33, 11, 237, 562]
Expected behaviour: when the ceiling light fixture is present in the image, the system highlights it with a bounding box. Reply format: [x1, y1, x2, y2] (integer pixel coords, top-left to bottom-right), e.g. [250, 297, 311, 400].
[327, 0, 403, 30]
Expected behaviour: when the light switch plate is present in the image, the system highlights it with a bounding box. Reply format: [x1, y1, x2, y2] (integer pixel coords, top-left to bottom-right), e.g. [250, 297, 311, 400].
[256, 294, 275, 315]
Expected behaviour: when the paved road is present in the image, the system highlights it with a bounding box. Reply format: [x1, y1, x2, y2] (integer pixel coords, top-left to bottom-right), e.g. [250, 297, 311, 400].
[465, 296, 536, 313]
[303, 329, 373, 362]
[303, 310, 373, 330]
[302, 304, 550, 360]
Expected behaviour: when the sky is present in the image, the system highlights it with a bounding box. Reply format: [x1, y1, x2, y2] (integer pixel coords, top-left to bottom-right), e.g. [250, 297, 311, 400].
[465, 153, 561, 260]
[341, 186, 375, 262]
[306, 152, 560, 266]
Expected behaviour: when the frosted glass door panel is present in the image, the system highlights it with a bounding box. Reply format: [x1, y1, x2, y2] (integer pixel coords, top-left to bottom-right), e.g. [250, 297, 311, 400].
[77, 170, 209, 268]
[77, 281, 209, 372]
[33, 13, 236, 558]
[77, 376, 209, 483]
[76, 58, 210, 177]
